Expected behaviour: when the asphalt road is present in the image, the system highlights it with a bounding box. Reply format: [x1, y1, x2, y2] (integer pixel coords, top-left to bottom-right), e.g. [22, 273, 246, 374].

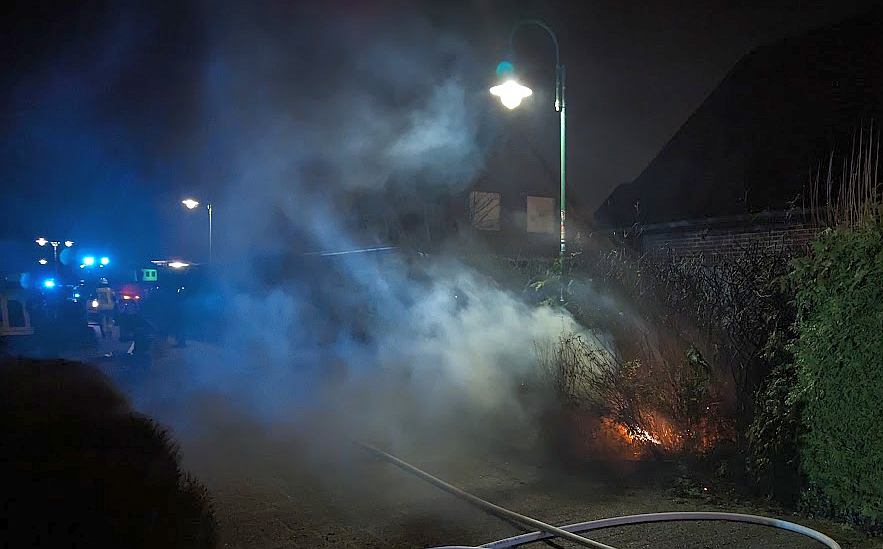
[93, 341, 875, 549]
[188, 439, 865, 549]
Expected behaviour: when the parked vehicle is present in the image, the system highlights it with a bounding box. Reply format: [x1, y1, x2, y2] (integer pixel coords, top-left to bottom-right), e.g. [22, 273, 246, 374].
[0, 289, 35, 354]
[87, 284, 116, 337]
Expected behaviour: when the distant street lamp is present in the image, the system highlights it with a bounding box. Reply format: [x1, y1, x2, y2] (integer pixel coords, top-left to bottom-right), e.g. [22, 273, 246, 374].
[35, 236, 74, 273]
[38, 258, 48, 265]
[168, 261, 190, 269]
[490, 19, 567, 300]
[181, 198, 213, 264]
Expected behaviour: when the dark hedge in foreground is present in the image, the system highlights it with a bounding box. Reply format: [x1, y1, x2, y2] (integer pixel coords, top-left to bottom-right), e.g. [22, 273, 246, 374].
[0, 357, 217, 548]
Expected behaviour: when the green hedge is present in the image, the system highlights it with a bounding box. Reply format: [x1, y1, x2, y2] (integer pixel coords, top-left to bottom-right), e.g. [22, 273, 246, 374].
[746, 360, 802, 503]
[790, 224, 883, 525]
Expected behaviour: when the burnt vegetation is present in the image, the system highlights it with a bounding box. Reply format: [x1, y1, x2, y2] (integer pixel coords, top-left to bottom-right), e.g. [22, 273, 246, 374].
[521, 236, 793, 462]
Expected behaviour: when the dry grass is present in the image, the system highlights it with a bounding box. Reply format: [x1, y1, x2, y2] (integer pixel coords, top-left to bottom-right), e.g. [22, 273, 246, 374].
[810, 125, 882, 228]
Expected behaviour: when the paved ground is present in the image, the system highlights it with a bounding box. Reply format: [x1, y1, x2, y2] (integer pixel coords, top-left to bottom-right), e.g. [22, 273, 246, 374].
[188, 440, 870, 549]
[92, 341, 877, 549]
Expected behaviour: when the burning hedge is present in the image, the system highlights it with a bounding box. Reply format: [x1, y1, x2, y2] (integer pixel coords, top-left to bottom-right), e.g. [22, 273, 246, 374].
[536, 333, 732, 460]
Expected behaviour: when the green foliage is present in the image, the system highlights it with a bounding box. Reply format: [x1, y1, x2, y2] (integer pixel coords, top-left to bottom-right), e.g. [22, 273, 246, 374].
[524, 257, 568, 308]
[789, 224, 883, 526]
[746, 361, 802, 502]
[745, 292, 802, 501]
[674, 346, 712, 422]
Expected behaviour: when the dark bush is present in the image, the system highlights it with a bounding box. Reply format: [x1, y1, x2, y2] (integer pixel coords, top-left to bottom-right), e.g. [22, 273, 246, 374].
[0, 357, 217, 548]
[568, 240, 795, 433]
[746, 361, 802, 503]
[789, 224, 883, 527]
[513, 236, 797, 463]
[744, 278, 803, 501]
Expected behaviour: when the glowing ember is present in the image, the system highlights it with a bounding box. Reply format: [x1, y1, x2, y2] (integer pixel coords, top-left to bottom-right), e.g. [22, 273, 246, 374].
[629, 426, 662, 445]
[599, 414, 687, 455]
[575, 410, 731, 462]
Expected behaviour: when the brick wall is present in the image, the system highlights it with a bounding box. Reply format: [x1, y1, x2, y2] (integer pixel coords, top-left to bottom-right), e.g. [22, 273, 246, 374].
[605, 211, 822, 262]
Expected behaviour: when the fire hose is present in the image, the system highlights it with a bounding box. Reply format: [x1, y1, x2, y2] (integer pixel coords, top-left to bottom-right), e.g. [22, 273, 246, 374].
[356, 441, 615, 549]
[356, 441, 842, 549]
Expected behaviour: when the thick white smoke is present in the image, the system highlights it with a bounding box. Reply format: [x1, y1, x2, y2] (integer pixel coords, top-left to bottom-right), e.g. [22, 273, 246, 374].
[129, 2, 601, 471]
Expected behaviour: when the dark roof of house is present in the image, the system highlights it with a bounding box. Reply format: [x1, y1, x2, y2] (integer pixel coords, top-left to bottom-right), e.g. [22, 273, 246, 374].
[595, 8, 883, 227]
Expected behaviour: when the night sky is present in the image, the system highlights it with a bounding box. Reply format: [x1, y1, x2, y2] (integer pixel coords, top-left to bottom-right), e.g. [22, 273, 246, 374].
[1, 0, 876, 266]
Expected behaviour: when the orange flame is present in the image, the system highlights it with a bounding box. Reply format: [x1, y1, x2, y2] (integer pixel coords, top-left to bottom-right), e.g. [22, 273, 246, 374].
[600, 412, 730, 457]
[566, 410, 731, 462]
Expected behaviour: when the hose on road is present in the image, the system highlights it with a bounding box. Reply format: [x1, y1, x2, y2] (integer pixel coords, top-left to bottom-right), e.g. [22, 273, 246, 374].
[355, 441, 617, 549]
[357, 441, 842, 549]
[480, 511, 842, 548]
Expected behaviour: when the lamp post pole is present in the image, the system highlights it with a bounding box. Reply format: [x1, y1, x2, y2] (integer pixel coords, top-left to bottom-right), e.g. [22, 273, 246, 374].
[505, 19, 567, 300]
[207, 203, 213, 265]
[181, 199, 213, 264]
[557, 64, 567, 279]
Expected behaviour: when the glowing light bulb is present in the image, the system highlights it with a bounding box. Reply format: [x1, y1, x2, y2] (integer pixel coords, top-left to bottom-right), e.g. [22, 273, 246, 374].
[490, 80, 533, 110]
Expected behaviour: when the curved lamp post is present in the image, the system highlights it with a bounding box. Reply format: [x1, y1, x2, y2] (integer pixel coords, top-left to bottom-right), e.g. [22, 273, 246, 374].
[181, 198, 213, 264]
[490, 19, 566, 300]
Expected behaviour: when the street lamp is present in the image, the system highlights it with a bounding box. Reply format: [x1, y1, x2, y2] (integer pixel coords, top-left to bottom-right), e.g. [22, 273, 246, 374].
[490, 79, 533, 109]
[181, 198, 213, 264]
[491, 19, 567, 300]
[35, 236, 74, 272]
